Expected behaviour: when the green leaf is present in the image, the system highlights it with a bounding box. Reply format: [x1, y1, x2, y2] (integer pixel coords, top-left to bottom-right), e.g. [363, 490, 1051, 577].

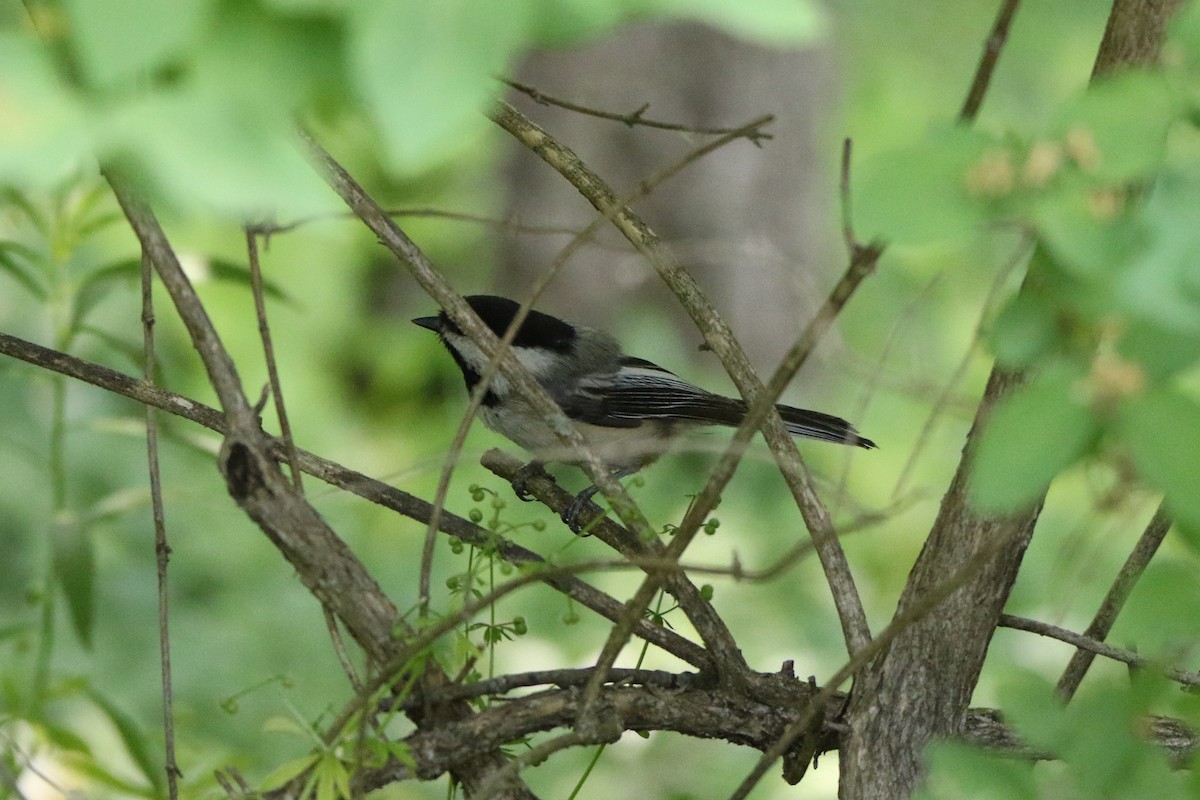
[856, 125, 996, 245]
[651, 0, 826, 45]
[989, 291, 1060, 369]
[1168, 1, 1200, 70]
[0, 240, 48, 298]
[49, 511, 95, 648]
[917, 741, 1036, 800]
[64, 0, 212, 87]
[1051, 70, 1176, 181]
[91, 6, 339, 217]
[1116, 173, 1200, 336]
[85, 688, 164, 795]
[71, 258, 140, 334]
[998, 671, 1184, 798]
[1033, 190, 1147, 280]
[525, 0, 631, 45]
[1120, 388, 1200, 539]
[38, 721, 93, 755]
[0, 35, 90, 189]
[347, 0, 532, 170]
[969, 364, 1098, 513]
[313, 751, 351, 800]
[208, 258, 294, 304]
[260, 753, 320, 792]
[1117, 318, 1200, 381]
[1114, 560, 1200, 657]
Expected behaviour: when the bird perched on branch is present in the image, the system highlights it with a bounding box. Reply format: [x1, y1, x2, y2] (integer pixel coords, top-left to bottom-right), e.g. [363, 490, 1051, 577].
[414, 295, 874, 525]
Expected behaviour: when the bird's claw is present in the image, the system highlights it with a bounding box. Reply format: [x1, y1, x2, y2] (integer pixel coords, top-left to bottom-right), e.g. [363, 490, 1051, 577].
[511, 461, 551, 501]
[561, 485, 603, 533]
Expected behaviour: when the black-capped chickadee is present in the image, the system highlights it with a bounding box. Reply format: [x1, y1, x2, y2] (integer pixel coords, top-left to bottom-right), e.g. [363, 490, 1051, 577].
[414, 295, 874, 520]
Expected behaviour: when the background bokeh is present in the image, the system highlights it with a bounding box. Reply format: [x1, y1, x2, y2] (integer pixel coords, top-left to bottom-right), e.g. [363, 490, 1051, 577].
[2, 2, 1195, 799]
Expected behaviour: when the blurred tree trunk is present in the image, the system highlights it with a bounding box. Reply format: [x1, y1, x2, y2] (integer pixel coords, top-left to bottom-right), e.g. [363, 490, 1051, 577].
[498, 22, 843, 377]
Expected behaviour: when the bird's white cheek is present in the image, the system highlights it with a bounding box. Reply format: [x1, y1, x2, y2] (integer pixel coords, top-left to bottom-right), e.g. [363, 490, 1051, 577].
[512, 346, 562, 378]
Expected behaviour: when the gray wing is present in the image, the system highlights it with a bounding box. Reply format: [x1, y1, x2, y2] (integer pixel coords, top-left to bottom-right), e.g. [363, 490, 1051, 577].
[563, 356, 876, 448]
[562, 357, 743, 429]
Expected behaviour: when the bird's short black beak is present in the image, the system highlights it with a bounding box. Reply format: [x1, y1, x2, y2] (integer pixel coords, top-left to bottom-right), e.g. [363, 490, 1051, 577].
[412, 315, 441, 332]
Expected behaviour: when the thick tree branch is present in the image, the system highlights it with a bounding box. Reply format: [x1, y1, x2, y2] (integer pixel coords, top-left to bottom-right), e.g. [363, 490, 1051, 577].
[839, 3, 1183, 797]
[107, 176, 539, 799]
[357, 672, 1194, 792]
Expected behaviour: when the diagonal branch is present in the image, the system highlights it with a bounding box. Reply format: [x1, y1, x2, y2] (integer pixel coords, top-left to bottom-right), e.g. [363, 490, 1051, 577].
[104, 175, 538, 799]
[0, 330, 710, 670]
[1055, 504, 1172, 698]
[839, 3, 1184, 797]
[489, 100, 872, 658]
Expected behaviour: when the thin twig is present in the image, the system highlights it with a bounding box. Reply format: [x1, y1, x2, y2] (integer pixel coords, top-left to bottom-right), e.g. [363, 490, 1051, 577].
[1055, 505, 1173, 699]
[141, 251, 181, 798]
[505, 79, 775, 143]
[245, 228, 304, 492]
[1000, 612, 1200, 687]
[320, 554, 720, 749]
[298, 127, 657, 571]
[959, 0, 1022, 121]
[0, 330, 710, 669]
[891, 234, 1032, 501]
[108, 174, 537, 798]
[254, 207, 598, 239]
[439, 117, 773, 680]
[490, 100, 873, 658]
[323, 606, 364, 693]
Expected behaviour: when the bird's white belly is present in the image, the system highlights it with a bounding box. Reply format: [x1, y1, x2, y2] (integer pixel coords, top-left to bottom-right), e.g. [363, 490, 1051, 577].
[481, 405, 675, 470]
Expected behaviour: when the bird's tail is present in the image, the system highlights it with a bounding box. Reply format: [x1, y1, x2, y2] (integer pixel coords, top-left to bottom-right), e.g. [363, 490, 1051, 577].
[774, 404, 876, 449]
[701, 396, 875, 449]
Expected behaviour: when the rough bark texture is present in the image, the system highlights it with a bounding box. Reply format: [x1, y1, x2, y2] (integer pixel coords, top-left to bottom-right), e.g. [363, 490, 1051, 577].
[840, 368, 1041, 798]
[837, 3, 1182, 797]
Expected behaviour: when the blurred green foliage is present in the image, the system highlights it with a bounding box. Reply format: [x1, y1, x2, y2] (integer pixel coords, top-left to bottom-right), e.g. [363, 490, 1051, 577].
[2, 1, 1200, 800]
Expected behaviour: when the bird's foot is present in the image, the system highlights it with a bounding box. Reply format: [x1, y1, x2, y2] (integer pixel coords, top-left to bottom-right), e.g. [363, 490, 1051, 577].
[511, 461, 551, 501]
[562, 484, 602, 533]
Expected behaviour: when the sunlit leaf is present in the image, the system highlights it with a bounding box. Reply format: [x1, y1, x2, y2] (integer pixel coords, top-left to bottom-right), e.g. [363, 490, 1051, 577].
[0, 35, 90, 188]
[1117, 173, 1200, 336]
[1120, 388, 1200, 541]
[1051, 70, 1176, 181]
[969, 364, 1098, 513]
[63, 0, 212, 88]
[652, 0, 826, 44]
[856, 125, 996, 245]
[85, 687, 164, 794]
[314, 751, 350, 800]
[347, 0, 532, 170]
[260, 753, 321, 792]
